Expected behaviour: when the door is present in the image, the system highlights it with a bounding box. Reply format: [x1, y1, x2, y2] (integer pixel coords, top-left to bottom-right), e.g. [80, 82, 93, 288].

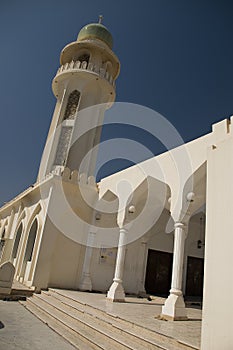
[145, 249, 173, 297]
[185, 256, 204, 298]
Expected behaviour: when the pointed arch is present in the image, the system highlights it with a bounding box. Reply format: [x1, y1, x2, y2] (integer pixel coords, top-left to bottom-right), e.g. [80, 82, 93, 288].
[26, 203, 42, 232]
[16, 208, 26, 230]
[15, 202, 42, 280]
[12, 223, 23, 260]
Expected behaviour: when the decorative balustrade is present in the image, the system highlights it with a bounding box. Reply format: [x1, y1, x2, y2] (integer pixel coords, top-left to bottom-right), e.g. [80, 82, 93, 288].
[56, 60, 114, 86]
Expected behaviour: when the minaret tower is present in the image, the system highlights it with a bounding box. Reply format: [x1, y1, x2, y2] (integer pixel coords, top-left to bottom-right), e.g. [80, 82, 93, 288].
[38, 18, 120, 180]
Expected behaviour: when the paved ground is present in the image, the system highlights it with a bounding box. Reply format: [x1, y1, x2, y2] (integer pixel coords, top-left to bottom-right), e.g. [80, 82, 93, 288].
[55, 290, 202, 349]
[0, 291, 202, 350]
[0, 300, 75, 350]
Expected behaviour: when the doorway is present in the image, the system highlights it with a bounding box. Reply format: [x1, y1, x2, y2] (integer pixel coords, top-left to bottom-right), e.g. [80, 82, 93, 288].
[185, 256, 204, 299]
[145, 249, 173, 297]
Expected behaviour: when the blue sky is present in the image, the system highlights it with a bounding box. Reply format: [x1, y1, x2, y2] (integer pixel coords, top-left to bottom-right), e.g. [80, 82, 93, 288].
[1, 0, 233, 205]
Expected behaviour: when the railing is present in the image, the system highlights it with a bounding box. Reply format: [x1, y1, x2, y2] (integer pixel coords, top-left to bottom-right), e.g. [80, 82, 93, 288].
[56, 60, 114, 86]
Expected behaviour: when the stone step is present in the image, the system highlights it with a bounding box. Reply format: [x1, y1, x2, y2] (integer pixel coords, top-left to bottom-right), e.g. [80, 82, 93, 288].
[24, 296, 108, 350]
[40, 291, 165, 350]
[20, 300, 89, 350]
[26, 293, 139, 350]
[49, 289, 195, 350]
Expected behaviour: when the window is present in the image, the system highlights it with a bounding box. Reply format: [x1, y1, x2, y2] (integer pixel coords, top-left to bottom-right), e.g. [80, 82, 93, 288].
[63, 90, 80, 120]
[12, 224, 23, 259]
[54, 126, 73, 166]
[24, 220, 38, 262]
[78, 53, 90, 65]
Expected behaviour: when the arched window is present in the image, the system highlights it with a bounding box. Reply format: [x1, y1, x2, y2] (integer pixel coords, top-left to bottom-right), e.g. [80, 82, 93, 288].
[54, 90, 80, 166]
[12, 223, 23, 259]
[24, 220, 38, 263]
[77, 53, 90, 65]
[63, 90, 80, 120]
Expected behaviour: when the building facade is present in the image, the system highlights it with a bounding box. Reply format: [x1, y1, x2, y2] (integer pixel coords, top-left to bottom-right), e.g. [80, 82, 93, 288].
[0, 22, 232, 350]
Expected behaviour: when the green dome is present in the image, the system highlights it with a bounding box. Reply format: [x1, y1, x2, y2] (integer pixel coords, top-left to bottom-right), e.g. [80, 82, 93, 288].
[77, 23, 113, 49]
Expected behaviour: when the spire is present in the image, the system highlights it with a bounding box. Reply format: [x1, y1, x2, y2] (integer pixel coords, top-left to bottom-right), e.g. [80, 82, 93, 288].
[98, 15, 103, 24]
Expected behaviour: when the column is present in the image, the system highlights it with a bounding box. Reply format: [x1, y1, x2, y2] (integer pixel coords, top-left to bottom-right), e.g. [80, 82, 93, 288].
[107, 227, 127, 302]
[79, 231, 96, 291]
[137, 240, 147, 296]
[161, 222, 188, 320]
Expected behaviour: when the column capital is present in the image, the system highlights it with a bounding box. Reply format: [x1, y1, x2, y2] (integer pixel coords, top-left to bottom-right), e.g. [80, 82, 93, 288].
[174, 222, 185, 229]
[119, 227, 128, 234]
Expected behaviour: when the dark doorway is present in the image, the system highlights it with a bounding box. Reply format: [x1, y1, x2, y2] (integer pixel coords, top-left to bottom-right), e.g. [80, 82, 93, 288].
[185, 256, 204, 299]
[145, 249, 173, 297]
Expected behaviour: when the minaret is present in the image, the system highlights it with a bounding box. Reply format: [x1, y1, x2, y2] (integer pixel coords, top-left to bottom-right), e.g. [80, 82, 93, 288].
[38, 18, 120, 180]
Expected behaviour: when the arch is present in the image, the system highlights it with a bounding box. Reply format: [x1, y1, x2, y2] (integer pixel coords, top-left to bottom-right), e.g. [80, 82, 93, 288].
[104, 60, 113, 75]
[16, 209, 26, 230]
[12, 223, 23, 260]
[15, 202, 42, 279]
[77, 52, 90, 65]
[26, 203, 42, 230]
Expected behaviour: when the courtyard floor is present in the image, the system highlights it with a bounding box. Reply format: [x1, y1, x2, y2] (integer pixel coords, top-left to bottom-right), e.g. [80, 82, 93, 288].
[0, 289, 202, 350]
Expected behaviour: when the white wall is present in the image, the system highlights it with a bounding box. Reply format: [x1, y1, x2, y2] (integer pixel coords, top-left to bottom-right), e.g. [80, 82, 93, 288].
[201, 135, 233, 350]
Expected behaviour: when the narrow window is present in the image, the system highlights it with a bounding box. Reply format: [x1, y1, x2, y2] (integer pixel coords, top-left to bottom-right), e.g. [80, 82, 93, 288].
[54, 126, 73, 166]
[24, 220, 38, 263]
[63, 90, 80, 120]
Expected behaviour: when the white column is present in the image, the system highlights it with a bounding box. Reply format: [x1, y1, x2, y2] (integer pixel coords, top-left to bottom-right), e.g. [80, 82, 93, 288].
[137, 240, 147, 296]
[79, 231, 96, 291]
[161, 222, 188, 320]
[107, 227, 127, 302]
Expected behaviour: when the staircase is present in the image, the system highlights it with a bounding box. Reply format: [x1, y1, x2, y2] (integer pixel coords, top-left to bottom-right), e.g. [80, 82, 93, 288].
[20, 289, 199, 350]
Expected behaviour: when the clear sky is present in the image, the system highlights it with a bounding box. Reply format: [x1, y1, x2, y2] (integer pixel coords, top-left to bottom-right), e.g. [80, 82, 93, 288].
[1, 0, 233, 205]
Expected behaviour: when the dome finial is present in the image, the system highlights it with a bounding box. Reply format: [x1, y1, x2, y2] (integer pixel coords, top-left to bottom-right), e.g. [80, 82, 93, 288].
[77, 19, 113, 49]
[98, 15, 103, 24]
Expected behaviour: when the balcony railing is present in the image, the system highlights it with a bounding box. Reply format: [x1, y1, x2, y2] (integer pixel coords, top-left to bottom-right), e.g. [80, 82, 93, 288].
[56, 60, 114, 86]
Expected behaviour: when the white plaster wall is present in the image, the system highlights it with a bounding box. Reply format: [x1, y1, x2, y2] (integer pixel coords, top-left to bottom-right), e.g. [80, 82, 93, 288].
[90, 210, 206, 294]
[201, 136, 233, 350]
[91, 247, 116, 292]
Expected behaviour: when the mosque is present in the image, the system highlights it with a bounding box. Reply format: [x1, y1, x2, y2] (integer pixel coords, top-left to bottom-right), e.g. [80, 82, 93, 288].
[0, 20, 232, 350]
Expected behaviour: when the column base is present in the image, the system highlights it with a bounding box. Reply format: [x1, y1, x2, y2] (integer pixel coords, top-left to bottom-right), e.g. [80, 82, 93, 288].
[137, 291, 147, 298]
[107, 280, 125, 302]
[160, 292, 188, 321]
[79, 274, 92, 291]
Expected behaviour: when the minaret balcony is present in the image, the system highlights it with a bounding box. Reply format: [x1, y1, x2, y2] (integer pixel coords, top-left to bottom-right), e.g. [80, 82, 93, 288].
[55, 60, 114, 86]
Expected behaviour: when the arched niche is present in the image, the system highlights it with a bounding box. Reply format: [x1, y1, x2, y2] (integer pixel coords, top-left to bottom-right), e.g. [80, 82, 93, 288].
[12, 223, 23, 260]
[24, 219, 38, 264]
[77, 52, 90, 65]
